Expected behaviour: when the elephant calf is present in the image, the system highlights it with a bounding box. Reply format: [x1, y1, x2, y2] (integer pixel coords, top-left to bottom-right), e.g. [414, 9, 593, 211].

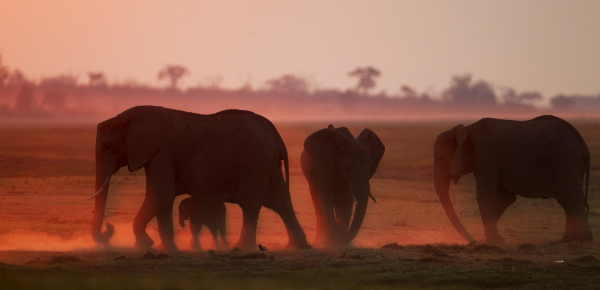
[434, 115, 592, 244]
[178, 197, 227, 251]
[301, 125, 385, 247]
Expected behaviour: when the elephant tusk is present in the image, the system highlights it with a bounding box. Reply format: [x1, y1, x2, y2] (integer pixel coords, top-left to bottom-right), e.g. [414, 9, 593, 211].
[88, 176, 110, 200]
[369, 193, 377, 203]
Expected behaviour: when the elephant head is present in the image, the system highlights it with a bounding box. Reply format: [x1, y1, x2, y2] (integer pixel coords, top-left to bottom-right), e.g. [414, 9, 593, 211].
[433, 124, 474, 243]
[90, 106, 171, 244]
[305, 125, 384, 246]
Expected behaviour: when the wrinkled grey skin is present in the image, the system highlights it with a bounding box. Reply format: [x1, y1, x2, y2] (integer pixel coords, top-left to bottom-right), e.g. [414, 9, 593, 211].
[91, 106, 309, 252]
[434, 115, 592, 244]
[301, 125, 385, 247]
[178, 197, 227, 251]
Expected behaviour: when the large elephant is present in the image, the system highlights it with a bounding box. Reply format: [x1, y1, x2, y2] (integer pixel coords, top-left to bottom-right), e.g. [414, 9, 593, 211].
[90, 106, 309, 251]
[434, 115, 592, 244]
[301, 125, 385, 247]
[178, 197, 227, 251]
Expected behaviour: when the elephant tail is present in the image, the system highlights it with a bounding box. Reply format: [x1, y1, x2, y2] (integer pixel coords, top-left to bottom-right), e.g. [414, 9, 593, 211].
[282, 147, 290, 192]
[585, 152, 590, 216]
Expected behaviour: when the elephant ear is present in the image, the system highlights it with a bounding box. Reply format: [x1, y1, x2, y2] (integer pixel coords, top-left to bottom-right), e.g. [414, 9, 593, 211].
[450, 124, 467, 179]
[357, 129, 385, 179]
[327, 124, 354, 140]
[124, 106, 172, 172]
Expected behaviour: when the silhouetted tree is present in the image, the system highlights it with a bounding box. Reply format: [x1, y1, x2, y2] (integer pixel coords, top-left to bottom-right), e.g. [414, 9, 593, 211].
[7, 69, 26, 87]
[204, 75, 223, 90]
[88, 72, 107, 87]
[419, 92, 433, 103]
[266, 74, 309, 95]
[14, 83, 34, 112]
[236, 82, 252, 93]
[158, 64, 190, 90]
[443, 74, 497, 106]
[348, 66, 380, 96]
[39, 74, 78, 88]
[400, 85, 418, 99]
[502, 88, 542, 107]
[551, 95, 576, 109]
[42, 89, 66, 111]
[0, 54, 8, 88]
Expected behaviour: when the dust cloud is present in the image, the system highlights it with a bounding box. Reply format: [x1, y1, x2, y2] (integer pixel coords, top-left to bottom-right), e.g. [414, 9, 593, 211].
[0, 223, 205, 252]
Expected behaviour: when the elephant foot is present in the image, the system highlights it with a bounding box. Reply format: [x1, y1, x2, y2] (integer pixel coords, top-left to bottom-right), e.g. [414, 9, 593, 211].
[233, 242, 256, 252]
[559, 232, 593, 243]
[221, 242, 229, 251]
[285, 241, 311, 250]
[157, 242, 180, 254]
[312, 239, 341, 249]
[337, 241, 356, 248]
[134, 235, 155, 249]
[484, 234, 506, 245]
[191, 241, 201, 252]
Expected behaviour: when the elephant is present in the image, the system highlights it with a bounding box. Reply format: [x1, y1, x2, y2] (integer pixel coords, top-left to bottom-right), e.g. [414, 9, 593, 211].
[301, 125, 385, 247]
[178, 197, 227, 251]
[90, 106, 310, 251]
[434, 115, 592, 244]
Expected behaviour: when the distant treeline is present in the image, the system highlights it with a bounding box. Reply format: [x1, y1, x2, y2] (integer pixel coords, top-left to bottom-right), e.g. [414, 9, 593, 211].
[0, 59, 598, 121]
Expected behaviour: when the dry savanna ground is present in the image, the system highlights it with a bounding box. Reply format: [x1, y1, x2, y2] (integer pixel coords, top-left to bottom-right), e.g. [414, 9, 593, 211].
[1, 120, 600, 289]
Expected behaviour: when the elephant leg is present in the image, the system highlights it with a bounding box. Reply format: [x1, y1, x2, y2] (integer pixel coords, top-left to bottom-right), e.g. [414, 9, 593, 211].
[270, 199, 310, 249]
[476, 179, 505, 244]
[493, 187, 517, 239]
[235, 205, 260, 251]
[334, 186, 353, 232]
[308, 180, 327, 246]
[317, 178, 342, 246]
[156, 205, 178, 252]
[144, 153, 178, 252]
[218, 216, 228, 250]
[219, 229, 228, 251]
[209, 226, 219, 250]
[557, 192, 593, 242]
[190, 224, 201, 251]
[133, 193, 157, 248]
[496, 187, 516, 224]
[264, 170, 310, 249]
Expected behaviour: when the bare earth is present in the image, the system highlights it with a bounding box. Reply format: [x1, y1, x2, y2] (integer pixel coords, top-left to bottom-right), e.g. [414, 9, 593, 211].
[1, 121, 600, 289]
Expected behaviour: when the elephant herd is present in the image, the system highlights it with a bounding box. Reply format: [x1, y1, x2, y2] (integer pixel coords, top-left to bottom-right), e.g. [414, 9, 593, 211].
[89, 106, 593, 252]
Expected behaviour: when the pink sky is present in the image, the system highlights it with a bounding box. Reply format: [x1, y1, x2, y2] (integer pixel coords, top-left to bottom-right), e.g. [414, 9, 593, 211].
[0, 0, 599, 99]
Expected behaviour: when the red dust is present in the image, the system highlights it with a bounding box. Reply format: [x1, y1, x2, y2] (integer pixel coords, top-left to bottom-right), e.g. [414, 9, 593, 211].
[1, 123, 596, 253]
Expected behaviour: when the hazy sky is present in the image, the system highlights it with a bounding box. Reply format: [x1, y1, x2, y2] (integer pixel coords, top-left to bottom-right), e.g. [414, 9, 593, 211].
[1, 0, 599, 99]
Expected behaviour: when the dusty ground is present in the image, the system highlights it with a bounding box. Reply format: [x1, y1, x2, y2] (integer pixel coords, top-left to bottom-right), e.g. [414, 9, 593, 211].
[1, 121, 600, 289]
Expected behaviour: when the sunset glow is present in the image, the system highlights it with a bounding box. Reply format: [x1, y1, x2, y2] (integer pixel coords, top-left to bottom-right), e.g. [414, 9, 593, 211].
[1, 0, 598, 97]
[1, 1, 600, 289]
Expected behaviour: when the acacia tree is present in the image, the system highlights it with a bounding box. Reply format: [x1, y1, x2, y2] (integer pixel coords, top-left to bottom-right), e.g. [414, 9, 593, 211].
[88, 72, 107, 87]
[158, 64, 190, 90]
[442, 74, 497, 107]
[502, 88, 542, 107]
[348, 66, 381, 96]
[551, 95, 576, 109]
[265, 74, 309, 95]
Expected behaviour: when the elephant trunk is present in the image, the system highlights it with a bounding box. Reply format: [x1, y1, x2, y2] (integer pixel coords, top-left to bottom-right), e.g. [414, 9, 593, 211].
[436, 179, 474, 243]
[339, 182, 370, 245]
[91, 170, 114, 244]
